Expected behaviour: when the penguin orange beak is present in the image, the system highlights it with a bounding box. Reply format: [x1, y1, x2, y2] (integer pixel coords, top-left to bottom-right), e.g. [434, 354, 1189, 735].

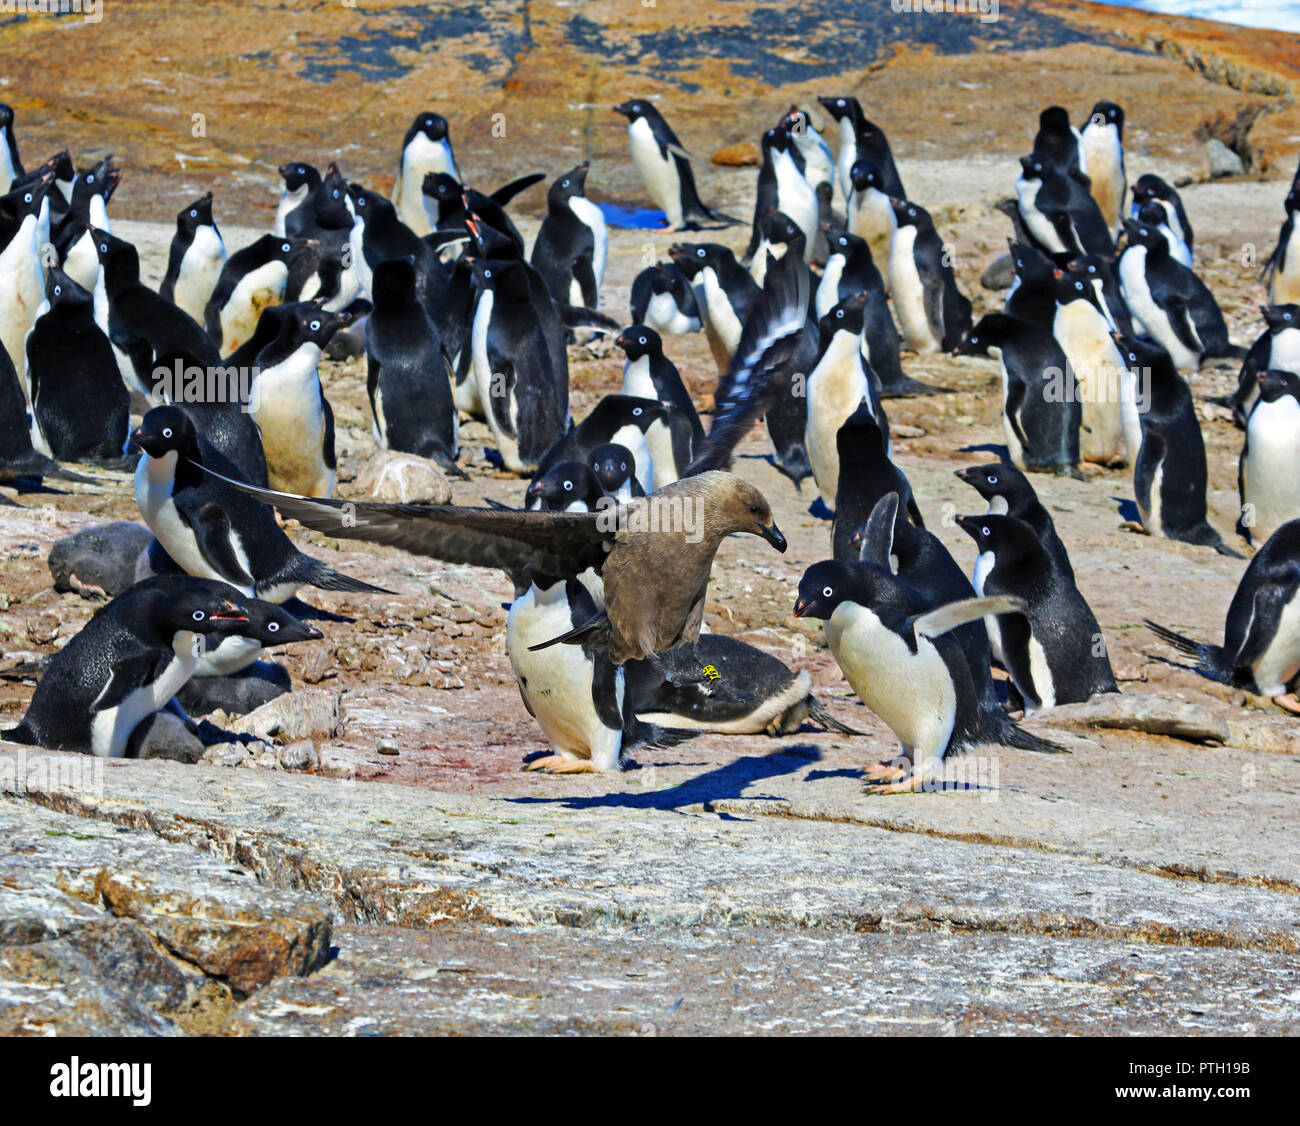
[210, 601, 250, 623]
[793, 597, 810, 618]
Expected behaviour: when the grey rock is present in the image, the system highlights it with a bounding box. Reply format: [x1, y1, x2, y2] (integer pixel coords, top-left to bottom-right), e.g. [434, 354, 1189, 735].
[980, 251, 1016, 290]
[355, 449, 451, 505]
[1206, 138, 1244, 178]
[229, 687, 344, 743]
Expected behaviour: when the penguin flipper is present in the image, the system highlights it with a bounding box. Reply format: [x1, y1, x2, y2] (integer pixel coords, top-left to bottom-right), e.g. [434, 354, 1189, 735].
[96, 646, 174, 713]
[572, 256, 599, 312]
[859, 492, 900, 566]
[1003, 377, 1031, 458]
[1163, 295, 1203, 357]
[176, 499, 257, 589]
[1230, 580, 1297, 673]
[488, 173, 545, 207]
[914, 595, 1026, 640]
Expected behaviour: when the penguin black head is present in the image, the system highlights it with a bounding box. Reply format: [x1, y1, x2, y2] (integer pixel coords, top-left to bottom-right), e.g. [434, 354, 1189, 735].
[158, 584, 254, 639]
[955, 313, 1017, 356]
[464, 214, 520, 261]
[1130, 174, 1173, 206]
[667, 241, 728, 280]
[1038, 105, 1072, 134]
[849, 159, 883, 193]
[463, 255, 528, 300]
[1087, 101, 1124, 134]
[547, 162, 589, 207]
[371, 256, 418, 304]
[612, 100, 654, 123]
[794, 559, 901, 621]
[887, 197, 926, 228]
[292, 304, 356, 348]
[242, 600, 324, 646]
[525, 460, 601, 511]
[1018, 153, 1049, 182]
[837, 399, 887, 459]
[815, 95, 859, 124]
[406, 111, 450, 144]
[88, 226, 140, 286]
[421, 171, 461, 205]
[176, 191, 215, 236]
[1065, 254, 1108, 280]
[131, 406, 198, 460]
[758, 207, 803, 250]
[954, 512, 1039, 559]
[649, 261, 684, 295]
[589, 443, 637, 495]
[0, 104, 12, 129]
[615, 324, 663, 361]
[1051, 266, 1097, 308]
[1, 173, 52, 223]
[761, 127, 789, 155]
[44, 264, 92, 312]
[1257, 369, 1300, 406]
[269, 234, 319, 270]
[589, 395, 668, 435]
[346, 181, 396, 220]
[1010, 240, 1055, 287]
[818, 290, 869, 340]
[279, 162, 321, 193]
[1120, 217, 1162, 251]
[1110, 331, 1175, 382]
[313, 163, 353, 227]
[1134, 200, 1170, 230]
[75, 155, 120, 203]
[955, 462, 1038, 515]
[1261, 305, 1300, 333]
[822, 224, 870, 263]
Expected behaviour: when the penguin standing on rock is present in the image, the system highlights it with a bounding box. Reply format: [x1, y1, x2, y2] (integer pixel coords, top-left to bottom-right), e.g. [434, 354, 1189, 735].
[887, 197, 971, 354]
[1116, 332, 1241, 556]
[1146, 518, 1300, 714]
[160, 192, 227, 325]
[131, 406, 389, 603]
[392, 112, 458, 236]
[956, 513, 1117, 713]
[613, 100, 737, 231]
[795, 561, 1060, 794]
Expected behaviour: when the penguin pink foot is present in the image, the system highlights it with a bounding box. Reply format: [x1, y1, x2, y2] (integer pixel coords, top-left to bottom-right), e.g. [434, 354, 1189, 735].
[522, 753, 596, 774]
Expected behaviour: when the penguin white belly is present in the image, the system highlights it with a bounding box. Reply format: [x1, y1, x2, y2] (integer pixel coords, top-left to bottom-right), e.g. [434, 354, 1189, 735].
[639, 670, 813, 734]
[1053, 301, 1126, 463]
[90, 641, 198, 758]
[847, 186, 895, 277]
[1016, 178, 1067, 254]
[889, 224, 939, 354]
[805, 332, 867, 506]
[458, 292, 489, 417]
[1161, 226, 1192, 269]
[251, 345, 333, 497]
[1244, 398, 1300, 541]
[1270, 328, 1300, 374]
[172, 225, 227, 323]
[628, 118, 683, 227]
[609, 423, 655, 492]
[0, 130, 14, 192]
[469, 290, 523, 472]
[816, 255, 844, 320]
[1118, 247, 1201, 370]
[0, 215, 43, 390]
[63, 229, 102, 292]
[701, 268, 743, 356]
[1023, 635, 1057, 714]
[193, 635, 263, 678]
[393, 134, 456, 236]
[221, 260, 289, 354]
[773, 148, 818, 260]
[508, 586, 623, 768]
[620, 355, 655, 400]
[1081, 128, 1123, 228]
[569, 195, 608, 291]
[1250, 593, 1300, 696]
[835, 119, 857, 201]
[135, 453, 254, 591]
[1138, 443, 1164, 533]
[971, 549, 1006, 666]
[825, 602, 957, 765]
[645, 290, 697, 335]
[1272, 222, 1300, 305]
[996, 352, 1027, 471]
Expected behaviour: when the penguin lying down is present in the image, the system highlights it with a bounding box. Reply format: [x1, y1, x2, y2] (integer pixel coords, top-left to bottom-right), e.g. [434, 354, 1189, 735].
[4, 576, 320, 758]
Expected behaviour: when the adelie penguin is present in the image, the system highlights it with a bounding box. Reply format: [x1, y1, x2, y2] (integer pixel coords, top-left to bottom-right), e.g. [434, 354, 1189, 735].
[668, 241, 756, 374]
[956, 461, 1075, 582]
[248, 302, 355, 498]
[795, 560, 1059, 794]
[55, 156, 120, 293]
[530, 161, 608, 310]
[829, 400, 923, 563]
[1033, 106, 1086, 176]
[0, 173, 51, 397]
[0, 330, 90, 498]
[131, 405, 389, 604]
[887, 197, 971, 354]
[525, 460, 605, 512]
[1078, 101, 1126, 230]
[1262, 178, 1300, 306]
[204, 234, 317, 354]
[1146, 518, 1300, 714]
[588, 443, 644, 503]
[1231, 304, 1300, 423]
[26, 265, 128, 462]
[1004, 239, 1059, 329]
[956, 313, 1082, 478]
[3, 578, 257, 758]
[0, 103, 21, 193]
[613, 100, 736, 231]
[744, 127, 817, 266]
[365, 257, 459, 475]
[816, 95, 905, 204]
[629, 260, 700, 336]
[274, 162, 321, 238]
[1015, 153, 1113, 259]
[1065, 253, 1136, 339]
[1130, 173, 1193, 264]
[617, 325, 701, 488]
[1118, 217, 1242, 371]
[1132, 200, 1191, 272]
[1239, 369, 1300, 547]
[1115, 332, 1241, 556]
[534, 394, 667, 495]
[392, 111, 458, 236]
[845, 159, 896, 284]
[957, 513, 1118, 713]
[747, 208, 807, 288]
[160, 191, 227, 325]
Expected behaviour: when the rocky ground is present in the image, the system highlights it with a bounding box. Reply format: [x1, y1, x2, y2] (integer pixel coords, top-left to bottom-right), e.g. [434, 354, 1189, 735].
[2, 1, 1300, 1035]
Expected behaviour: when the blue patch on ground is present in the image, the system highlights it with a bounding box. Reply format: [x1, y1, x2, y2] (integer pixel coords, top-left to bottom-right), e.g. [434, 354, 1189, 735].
[598, 202, 669, 229]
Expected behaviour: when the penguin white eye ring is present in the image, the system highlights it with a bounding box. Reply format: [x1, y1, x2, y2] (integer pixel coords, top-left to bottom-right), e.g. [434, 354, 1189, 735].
[190, 209, 197, 217]
[563, 480, 574, 491]
[982, 526, 991, 536]
[86, 174, 95, 183]
[987, 473, 998, 484]
[99, 242, 108, 252]
[23, 191, 31, 203]
[53, 285, 61, 296]
[638, 335, 647, 345]
[484, 268, 492, 278]
[281, 242, 290, 253]
[836, 309, 845, 319]
[562, 179, 570, 188]
[309, 319, 322, 331]
[162, 427, 173, 439]
[332, 189, 340, 198]
[696, 248, 705, 258]
[822, 585, 833, 597]
[267, 621, 280, 633]
[192, 610, 206, 622]
[632, 407, 643, 416]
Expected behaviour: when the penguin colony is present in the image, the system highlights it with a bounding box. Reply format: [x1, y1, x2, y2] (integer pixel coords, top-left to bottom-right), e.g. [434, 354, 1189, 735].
[3, 94, 1300, 797]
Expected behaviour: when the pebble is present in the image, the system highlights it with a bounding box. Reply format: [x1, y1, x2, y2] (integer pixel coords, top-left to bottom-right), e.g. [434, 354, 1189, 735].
[377, 739, 400, 756]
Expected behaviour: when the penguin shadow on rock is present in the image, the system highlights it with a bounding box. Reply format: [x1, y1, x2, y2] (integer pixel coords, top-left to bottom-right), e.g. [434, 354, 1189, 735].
[506, 744, 821, 814]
